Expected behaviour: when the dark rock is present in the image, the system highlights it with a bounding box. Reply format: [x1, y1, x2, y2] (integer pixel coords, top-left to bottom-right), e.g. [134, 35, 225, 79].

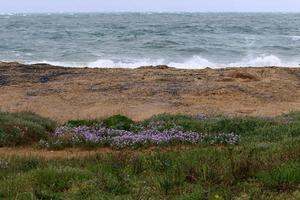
[39, 71, 70, 83]
[155, 65, 171, 69]
[0, 75, 9, 86]
[89, 83, 132, 93]
[166, 83, 181, 96]
[138, 65, 171, 70]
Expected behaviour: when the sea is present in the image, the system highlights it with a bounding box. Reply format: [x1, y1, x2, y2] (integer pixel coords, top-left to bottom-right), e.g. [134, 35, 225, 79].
[0, 12, 300, 68]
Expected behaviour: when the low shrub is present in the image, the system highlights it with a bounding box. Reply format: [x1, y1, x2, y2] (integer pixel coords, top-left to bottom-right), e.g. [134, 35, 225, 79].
[142, 113, 194, 131]
[64, 119, 102, 128]
[103, 115, 135, 130]
[245, 123, 300, 142]
[142, 114, 274, 135]
[12, 112, 56, 132]
[1, 111, 300, 152]
[201, 117, 274, 135]
[0, 112, 56, 146]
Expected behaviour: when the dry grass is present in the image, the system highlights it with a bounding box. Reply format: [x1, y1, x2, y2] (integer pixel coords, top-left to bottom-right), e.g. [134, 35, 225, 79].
[0, 147, 114, 158]
[1, 62, 300, 122]
[0, 145, 200, 159]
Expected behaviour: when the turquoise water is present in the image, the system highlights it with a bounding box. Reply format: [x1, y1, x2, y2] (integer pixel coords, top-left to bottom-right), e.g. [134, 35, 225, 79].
[0, 13, 300, 68]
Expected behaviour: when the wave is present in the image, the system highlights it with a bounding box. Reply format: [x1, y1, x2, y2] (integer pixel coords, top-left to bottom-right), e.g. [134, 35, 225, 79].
[171, 55, 298, 68]
[28, 55, 299, 69]
[228, 55, 298, 67]
[290, 36, 300, 41]
[88, 55, 299, 68]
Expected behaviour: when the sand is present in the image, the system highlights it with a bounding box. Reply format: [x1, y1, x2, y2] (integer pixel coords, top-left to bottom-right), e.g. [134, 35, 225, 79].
[1, 61, 300, 122]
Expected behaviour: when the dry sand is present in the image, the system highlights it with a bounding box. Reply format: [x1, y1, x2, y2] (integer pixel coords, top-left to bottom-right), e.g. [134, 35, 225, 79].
[1, 61, 300, 122]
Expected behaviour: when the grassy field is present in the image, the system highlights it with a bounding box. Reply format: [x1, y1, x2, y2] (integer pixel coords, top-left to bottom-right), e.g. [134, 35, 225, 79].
[0, 111, 300, 199]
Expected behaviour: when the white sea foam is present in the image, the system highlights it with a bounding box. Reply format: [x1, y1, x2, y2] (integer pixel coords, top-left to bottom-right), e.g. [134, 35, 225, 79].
[168, 56, 215, 68]
[87, 55, 298, 69]
[228, 55, 297, 67]
[88, 58, 165, 68]
[290, 36, 300, 41]
[28, 55, 299, 69]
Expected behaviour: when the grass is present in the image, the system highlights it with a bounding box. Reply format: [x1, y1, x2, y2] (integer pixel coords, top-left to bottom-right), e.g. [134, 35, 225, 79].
[103, 115, 135, 131]
[257, 162, 300, 190]
[0, 112, 56, 147]
[0, 142, 299, 199]
[64, 119, 101, 128]
[0, 111, 300, 199]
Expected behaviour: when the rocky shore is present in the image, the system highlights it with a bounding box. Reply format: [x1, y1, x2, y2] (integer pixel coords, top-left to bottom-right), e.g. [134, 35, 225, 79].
[1, 61, 300, 121]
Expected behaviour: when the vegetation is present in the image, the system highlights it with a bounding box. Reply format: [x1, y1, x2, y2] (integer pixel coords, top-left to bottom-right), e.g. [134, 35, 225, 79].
[103, 115, 135, 131]
[0, 112, 56, 147]
[0, 111, 300, 199]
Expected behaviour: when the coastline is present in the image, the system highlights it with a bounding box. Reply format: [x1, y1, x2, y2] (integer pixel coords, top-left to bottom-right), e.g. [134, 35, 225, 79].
[1, 61, 300, 122]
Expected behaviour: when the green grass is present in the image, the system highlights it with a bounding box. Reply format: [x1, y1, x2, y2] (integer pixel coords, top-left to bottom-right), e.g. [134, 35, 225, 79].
[64, 115, 136, 130]
[0, 111, 300, 199]
[141, 113, 300, 145]
[0, 139, 299, 199]
[103, 114, 135, 130]
[64, 119, 102, 128]
[142, 113, 275, 134]
[0, 112, 56, 146]
[257, 162, 300, 190]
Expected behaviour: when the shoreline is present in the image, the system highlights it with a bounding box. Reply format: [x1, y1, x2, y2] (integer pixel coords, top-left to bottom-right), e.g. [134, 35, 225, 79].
[2, 60, 300, 69]
[1, 61, 300, 122]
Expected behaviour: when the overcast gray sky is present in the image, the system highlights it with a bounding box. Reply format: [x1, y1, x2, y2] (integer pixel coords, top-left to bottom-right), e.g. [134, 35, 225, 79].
[1, 0, 300, 13]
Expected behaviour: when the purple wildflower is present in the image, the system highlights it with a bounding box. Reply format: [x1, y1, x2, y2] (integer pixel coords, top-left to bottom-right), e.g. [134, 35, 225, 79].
[50, 126, 240, 149]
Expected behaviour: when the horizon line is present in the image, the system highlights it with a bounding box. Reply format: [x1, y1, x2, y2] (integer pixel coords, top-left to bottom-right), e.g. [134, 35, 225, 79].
[1, 11, 300, 15]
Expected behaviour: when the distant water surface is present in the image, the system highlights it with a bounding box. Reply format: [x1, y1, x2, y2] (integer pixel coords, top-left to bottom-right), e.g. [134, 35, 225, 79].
[0, 13, 300, 68]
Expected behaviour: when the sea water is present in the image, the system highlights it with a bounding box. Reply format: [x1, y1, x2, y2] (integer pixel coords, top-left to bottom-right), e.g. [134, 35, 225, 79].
[0, 12, 300, 68]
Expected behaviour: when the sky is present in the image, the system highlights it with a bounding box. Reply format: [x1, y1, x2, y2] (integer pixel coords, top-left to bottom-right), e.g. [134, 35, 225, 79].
[1, 0, 300, 13]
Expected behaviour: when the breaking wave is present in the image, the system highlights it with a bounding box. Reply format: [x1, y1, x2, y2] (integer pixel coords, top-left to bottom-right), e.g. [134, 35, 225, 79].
[290, 36, 300, 41]
[30, 54, 299, 69]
